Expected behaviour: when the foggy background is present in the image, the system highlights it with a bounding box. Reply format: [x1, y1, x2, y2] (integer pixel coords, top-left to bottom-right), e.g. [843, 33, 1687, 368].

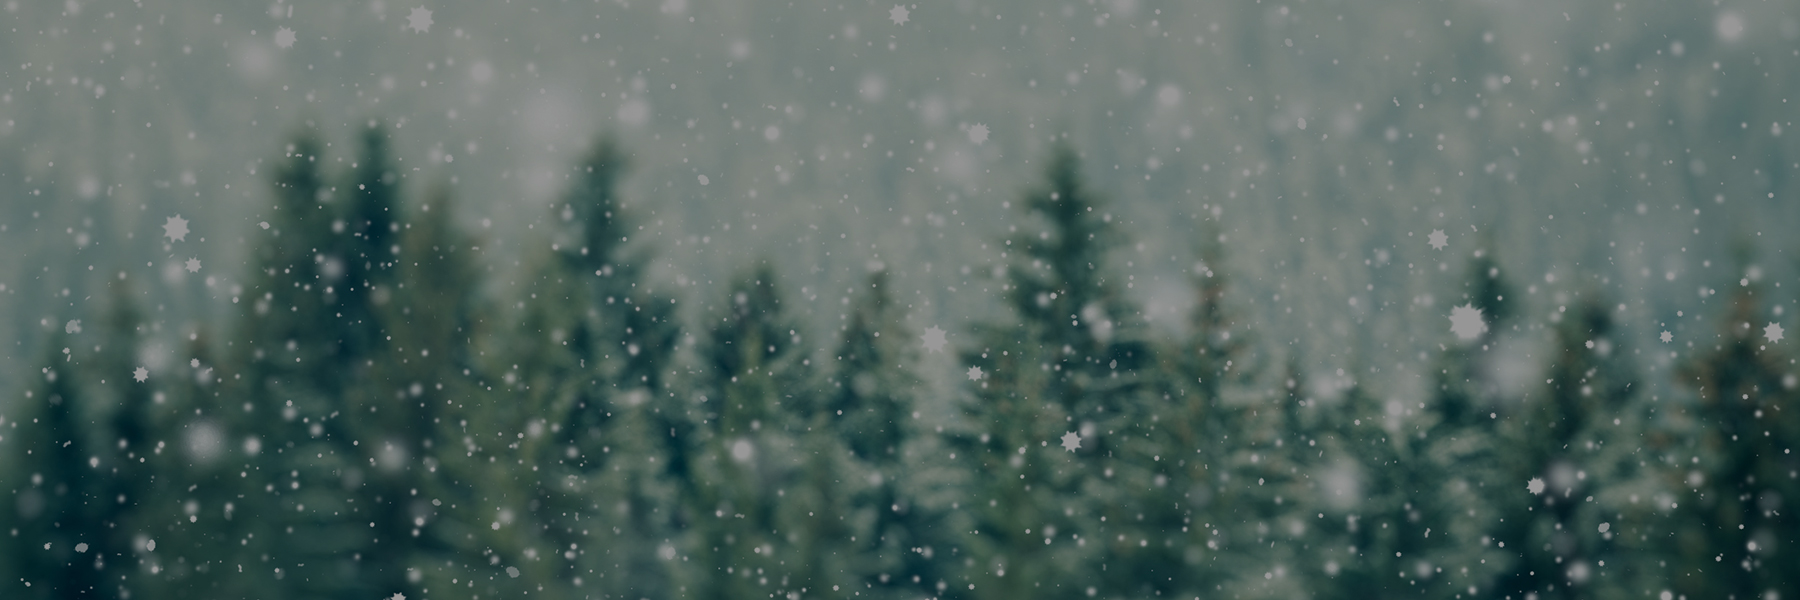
[4, 0, 1794, 403]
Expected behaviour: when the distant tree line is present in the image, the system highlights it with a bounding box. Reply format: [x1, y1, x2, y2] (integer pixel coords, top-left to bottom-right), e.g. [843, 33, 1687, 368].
[2, 125, 1797, 600]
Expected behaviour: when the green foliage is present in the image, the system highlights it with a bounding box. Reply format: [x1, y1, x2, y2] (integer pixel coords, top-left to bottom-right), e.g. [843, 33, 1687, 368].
[6, 127, 1800, 600]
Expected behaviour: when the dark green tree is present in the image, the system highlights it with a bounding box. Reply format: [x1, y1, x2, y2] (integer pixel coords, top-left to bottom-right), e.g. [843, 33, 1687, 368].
[681, 264, 819, 600]
[1489, 293, 1663, 600]
[337, 123, 404, 364]
[1666, 278, 1800, 600]
[5, 339, 113, 600]
[950, 143, 1154, 600]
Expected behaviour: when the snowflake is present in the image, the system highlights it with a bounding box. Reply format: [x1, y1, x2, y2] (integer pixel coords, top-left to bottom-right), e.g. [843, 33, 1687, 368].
[1448, 304, 1486, 341]
[920, 326, 948, 353]
[259, 221, 271, 230]
[888, 4, 909, 25]
[185, 258, 202, 273]
[407, 6, 434, 32]
[391, 594, 407, 600]
[1659, 330, 1673, 344]
[1526, 477, 1546, 495]
[65, 320, 81, 334]
[1060, 431, 1082, 452]
[163, 215, 190, 242]
[1767, 322, 1786, 343]
[274, 27, 297, 49]
[966, 366, 984, 381]
[133, 367, 149, 383]
[968, 123, 989, 145]
[1427, 229, 1448, 250]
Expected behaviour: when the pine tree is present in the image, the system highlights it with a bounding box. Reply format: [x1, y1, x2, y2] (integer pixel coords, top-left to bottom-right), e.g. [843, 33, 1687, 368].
[1489, 293, 1662, 600]
[5, 338, 113, 599]
[1300, 253, 1518, 599]
[683, 264, 818, 600]
[430, 136, 685, 600]
[951, 143, 1151, 600]
[240, 131, 340, 394]
[83, 285, 158, 600]
[228, 129, 416, 600]
[1667, 275, 1800, 600]
[815, 268, 939, 599]
[337, 122, 404, 365]
[1126, 219, 1261, 598]
[341, 183, 483, 600]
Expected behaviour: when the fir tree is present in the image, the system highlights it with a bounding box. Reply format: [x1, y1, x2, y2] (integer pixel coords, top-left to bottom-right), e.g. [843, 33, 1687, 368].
[337, 122, 404, 365]
[952, 143, 1151, 600]
[820, 268, 939, 599]
[1667, 275, 1800, 600]
[5, 339, 115, 600]
[1490, 293, 1660, 600]
[684, 264, 818, 600]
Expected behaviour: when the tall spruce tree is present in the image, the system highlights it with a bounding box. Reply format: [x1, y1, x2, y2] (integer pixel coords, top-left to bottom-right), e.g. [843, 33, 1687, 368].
[951, 143, 1152, 600]
[683, 264, 819, 600]
[1489, 293, 1662, 599]
[1667, 276, 1800, 600]
[825, 269, 942, 599]
[228, 128, 415, 600]
[337, 123, 404, 366]
[5, 338, 111, 600]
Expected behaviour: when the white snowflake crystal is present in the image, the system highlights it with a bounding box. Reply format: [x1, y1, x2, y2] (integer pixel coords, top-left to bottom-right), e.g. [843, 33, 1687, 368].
[162, 215, 190, 242]
[1448, 304, 1487, 340]
[920, 326, 948, 353]
[968, 123, 989, 145]
[274, 27, 296, 49]
[407, 6, 434, 32]
[888, 4, 909, 25]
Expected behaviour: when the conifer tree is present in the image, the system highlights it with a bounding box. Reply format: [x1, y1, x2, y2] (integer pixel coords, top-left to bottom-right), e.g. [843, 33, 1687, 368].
[337, 123, 404, 365]
[84, 286, 158, 600]
[228, 129, 417, 600]
[437, 136, 684, 600]
[1667, 276, 1800, 600]
[6, 339, 108, 600]
[831, 270, 942, 595]
[684, 264, 818, 600]
[1128, 219, 1261, 598]
[1489, 294, 1661, 600]
[952, 143, 1151, 600]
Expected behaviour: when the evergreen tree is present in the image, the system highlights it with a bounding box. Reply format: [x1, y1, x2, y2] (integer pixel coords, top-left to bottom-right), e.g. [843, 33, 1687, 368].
[951, 143, 1151, 600]
[683, 264, 818, 600]
[812, 268, 941, 599]
[432, 136, 684, 600]
[1128, 219, 1264, 598]
[1667, 276, 1800, 600]
[5, 339, 110, 600]
[226, 128, 417, 600]
[344, 183, 482, 600]
[337, 123, 404, 365]
[241, 131, 341, 396]
[1489, 293, 1663, 600]
[83, 286, 158, 600]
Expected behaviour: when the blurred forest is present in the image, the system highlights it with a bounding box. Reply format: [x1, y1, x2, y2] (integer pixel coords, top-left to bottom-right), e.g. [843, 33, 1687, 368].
[2, 0, 1800, 599]
[1, 129, 1796, 600]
